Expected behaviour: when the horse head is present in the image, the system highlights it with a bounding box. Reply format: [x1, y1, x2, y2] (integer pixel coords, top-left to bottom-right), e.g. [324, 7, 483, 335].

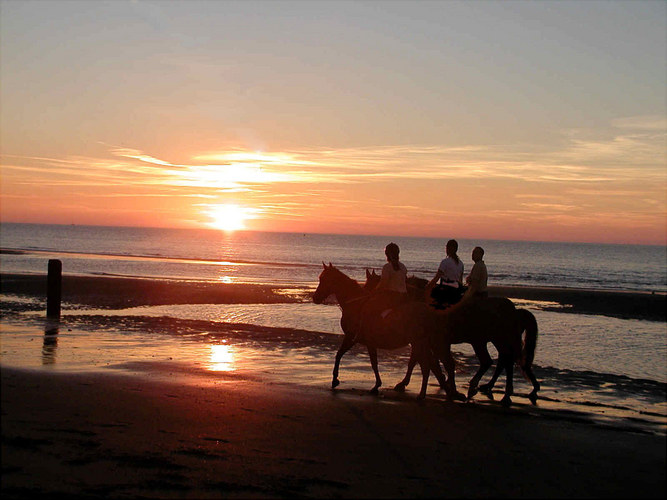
[364, 268, 380, 291]
[313, 262, 363, 305]
[313, 262, 336, 304]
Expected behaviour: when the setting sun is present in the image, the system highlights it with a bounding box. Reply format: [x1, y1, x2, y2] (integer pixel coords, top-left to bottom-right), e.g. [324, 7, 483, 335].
[206, 204, 254, 231]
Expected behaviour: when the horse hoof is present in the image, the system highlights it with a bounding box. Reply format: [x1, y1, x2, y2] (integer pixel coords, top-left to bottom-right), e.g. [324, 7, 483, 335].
[331, 379, 340, 389]
[467, 387, 478, 399]
[394, 383, 406, 392]
[528, 392, 538, 405]
[370, 387, 380, 395]
[448, 391, 466, 402]
[416, 393, 426, 401]
[501, 396, 512, 407]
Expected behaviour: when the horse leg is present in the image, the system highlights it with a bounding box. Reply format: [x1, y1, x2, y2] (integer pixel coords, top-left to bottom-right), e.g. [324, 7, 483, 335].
[332, 334, 356, 389]
[467, 343, 493, 400]
[394, 348, 416, 392]
[523, 364, 541, 404]
[416, 347, 431, 401]
[397, 347, 446, 393]
[440, 344, 466, 401]
[479, 359, 503, 396]
[367, 346, 382, 395]
[430, 350, 448, 390]
[499, 352, 514, 407]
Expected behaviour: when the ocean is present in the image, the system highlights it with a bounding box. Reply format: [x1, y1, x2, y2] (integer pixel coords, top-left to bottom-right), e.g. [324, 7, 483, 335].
[1, 223, 665, 291]
[1, 223, 666, 433]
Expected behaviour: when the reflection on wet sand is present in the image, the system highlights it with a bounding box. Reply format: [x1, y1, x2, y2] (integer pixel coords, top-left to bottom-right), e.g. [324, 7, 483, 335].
[208, 344, 235, 372]
[42, 319, 59, 365]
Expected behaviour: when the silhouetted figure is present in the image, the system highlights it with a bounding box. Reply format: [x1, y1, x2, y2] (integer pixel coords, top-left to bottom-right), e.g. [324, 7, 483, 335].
[427, 239, 464, 309]
[360, 243, 409, 334]
[463, 246, 488, 301]
[313, 263, 445, 398]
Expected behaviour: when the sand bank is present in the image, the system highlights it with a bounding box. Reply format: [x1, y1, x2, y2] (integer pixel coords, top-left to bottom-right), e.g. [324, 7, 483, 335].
[0, 273, 305, 309]
[2, 272, 665, 321]
[2, 366, 665, 498]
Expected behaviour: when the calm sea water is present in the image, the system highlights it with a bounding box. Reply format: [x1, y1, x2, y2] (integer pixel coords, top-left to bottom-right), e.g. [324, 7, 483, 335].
[1, 223, 665, 292]
[1, 223, 666, 430]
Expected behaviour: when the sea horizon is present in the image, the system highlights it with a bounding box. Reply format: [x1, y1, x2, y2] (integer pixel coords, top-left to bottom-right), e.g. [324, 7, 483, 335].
[2, 220, 665, 248]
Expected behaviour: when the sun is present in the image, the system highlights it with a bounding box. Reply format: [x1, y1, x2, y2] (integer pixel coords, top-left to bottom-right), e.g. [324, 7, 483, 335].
[207, 204, 251, 231]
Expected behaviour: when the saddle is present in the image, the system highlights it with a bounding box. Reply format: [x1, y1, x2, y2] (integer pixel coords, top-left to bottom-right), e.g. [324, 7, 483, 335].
[430, 284, 467, 310]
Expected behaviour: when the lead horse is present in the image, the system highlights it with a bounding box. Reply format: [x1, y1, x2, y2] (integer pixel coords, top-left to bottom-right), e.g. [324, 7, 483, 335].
[365, 269, 540, 406]
[312, 263, 444, 400]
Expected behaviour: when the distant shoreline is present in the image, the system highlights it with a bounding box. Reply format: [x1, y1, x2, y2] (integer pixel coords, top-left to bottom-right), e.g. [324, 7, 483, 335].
[1, 272, 665, 322]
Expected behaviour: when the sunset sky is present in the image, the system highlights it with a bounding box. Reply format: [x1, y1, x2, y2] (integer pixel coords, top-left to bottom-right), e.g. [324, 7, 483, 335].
[1, 0, 665, 245]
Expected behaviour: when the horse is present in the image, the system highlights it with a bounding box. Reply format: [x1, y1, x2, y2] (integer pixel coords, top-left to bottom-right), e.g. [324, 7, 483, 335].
[313, 263, 444, 400]
[430, 297, 539, 406]
[365, 269, 540, 406]
[362, 269, 450, 393]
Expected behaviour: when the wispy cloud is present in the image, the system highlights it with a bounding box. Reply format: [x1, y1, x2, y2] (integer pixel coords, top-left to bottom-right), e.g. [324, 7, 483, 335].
[1, 116, 664, 242]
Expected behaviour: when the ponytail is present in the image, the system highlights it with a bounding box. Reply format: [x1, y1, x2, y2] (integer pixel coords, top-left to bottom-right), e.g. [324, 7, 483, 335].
[385, 242, 401, 271]
[446, 239, 460, 264]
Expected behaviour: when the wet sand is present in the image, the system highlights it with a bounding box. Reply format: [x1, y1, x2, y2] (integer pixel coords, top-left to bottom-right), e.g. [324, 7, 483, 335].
[2, 272, 666, 497]
[1, 365, 665, 498]
[2, 272, 665, 321]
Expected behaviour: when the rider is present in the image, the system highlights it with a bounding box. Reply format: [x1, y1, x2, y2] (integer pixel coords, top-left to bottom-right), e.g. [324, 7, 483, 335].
[427, 239, 464, 308]
[463, 246, 488, 301]
[358, 243, 409, 338]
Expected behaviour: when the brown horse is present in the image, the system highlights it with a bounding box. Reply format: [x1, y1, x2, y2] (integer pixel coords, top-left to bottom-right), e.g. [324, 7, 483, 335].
[313, 263, 442, 400]
[365, 269, 540, 406]
[430, 297, 539, 406]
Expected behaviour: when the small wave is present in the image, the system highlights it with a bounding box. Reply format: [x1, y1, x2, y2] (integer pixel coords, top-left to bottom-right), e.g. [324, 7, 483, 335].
[2, 246, 315, 270]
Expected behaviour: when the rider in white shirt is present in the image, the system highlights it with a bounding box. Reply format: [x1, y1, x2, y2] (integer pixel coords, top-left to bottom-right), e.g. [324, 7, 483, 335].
[427, 239, 464, 308]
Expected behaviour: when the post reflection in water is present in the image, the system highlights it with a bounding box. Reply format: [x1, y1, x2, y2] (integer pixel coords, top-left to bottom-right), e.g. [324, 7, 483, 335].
[42, 320, 59, 365]
[208, 344, 235, 372]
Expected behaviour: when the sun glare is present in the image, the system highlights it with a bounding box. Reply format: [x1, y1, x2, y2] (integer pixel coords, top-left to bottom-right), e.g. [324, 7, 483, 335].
[209, 344, 235, 372]
[206, 204, 254, 231]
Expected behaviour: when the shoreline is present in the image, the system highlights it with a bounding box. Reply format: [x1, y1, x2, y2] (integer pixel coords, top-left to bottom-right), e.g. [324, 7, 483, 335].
[2, 365, 665, 498]
[2, 272, 665, 321]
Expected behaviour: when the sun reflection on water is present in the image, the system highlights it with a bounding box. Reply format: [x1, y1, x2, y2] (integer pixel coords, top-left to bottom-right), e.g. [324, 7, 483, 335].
[208, 344, 235, 372]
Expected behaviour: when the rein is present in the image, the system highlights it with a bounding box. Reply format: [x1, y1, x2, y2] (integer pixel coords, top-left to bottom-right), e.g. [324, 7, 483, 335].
[339, 294, 368, 307]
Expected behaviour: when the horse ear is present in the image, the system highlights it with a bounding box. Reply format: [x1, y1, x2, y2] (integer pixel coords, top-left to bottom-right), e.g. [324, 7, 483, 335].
[328, 262, 332, 268]
[366, 268, 371, 278]
[322, 262, 327, 270]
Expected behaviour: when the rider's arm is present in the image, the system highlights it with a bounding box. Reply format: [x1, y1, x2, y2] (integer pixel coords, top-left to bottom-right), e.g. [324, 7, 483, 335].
[427, 269, 443, 289]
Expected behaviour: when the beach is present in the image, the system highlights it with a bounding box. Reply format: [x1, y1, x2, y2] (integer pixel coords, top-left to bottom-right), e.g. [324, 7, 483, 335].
[1, 271, 666, 498]
[2, 365, 665, 498]
[2, 273, 665, 321]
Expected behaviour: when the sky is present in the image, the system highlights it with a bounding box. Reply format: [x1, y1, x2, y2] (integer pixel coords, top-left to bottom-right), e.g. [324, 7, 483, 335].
[1, 0, 665, 245]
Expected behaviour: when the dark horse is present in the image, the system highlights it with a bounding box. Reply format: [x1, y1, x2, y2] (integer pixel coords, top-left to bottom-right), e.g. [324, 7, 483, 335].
[430, 297, 540, 406]
[313, 263, 443, 400]
[365, 269, 540, 406]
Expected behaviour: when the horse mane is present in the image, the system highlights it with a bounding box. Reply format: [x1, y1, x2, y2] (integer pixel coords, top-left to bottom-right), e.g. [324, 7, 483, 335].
[407, 276, 428, 288]
[329, 265, 363, 291]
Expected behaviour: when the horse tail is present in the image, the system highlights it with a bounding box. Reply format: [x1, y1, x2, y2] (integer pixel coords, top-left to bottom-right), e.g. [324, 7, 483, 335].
[518, 308, 538, 368]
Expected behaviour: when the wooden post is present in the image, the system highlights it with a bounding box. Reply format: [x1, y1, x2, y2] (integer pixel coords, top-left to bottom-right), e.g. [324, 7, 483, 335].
[47, 259, 62, 319]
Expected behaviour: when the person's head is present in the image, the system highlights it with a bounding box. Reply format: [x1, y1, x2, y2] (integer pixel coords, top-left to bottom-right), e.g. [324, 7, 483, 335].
[446, 239, 458, 256]
[385, 242, 400, 270]
[446, 239, 460, 264]
[472, 246, 484, 262]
